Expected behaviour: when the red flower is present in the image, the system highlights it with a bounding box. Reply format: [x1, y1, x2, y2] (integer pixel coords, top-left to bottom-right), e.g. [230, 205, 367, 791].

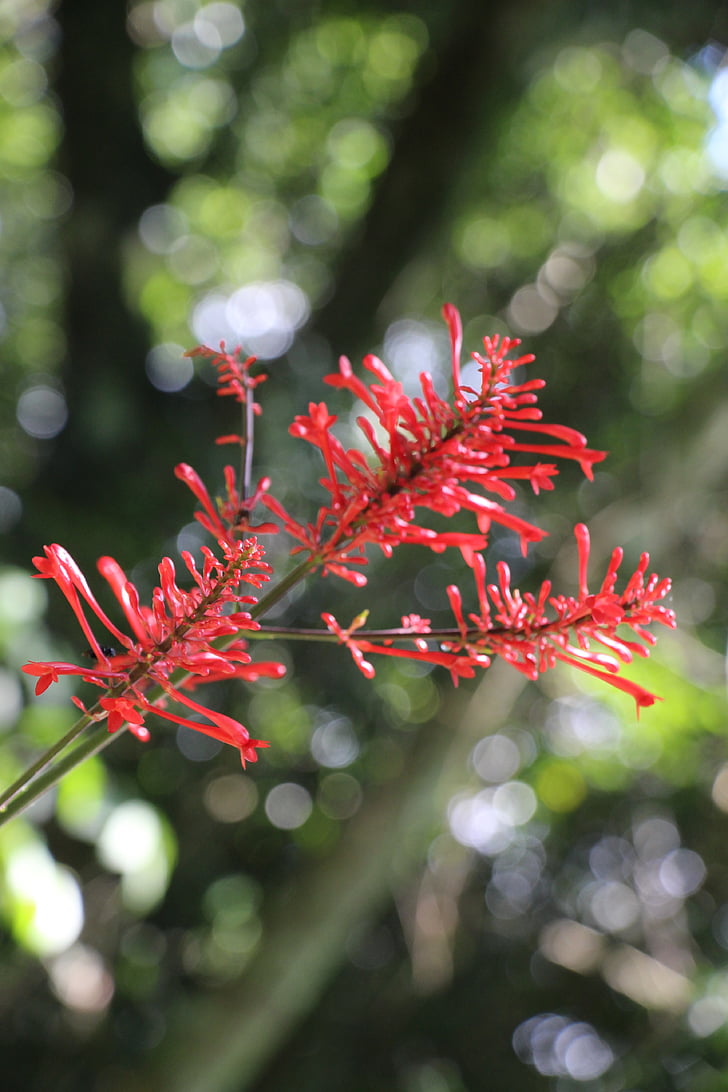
[100, 696, 150, 740]
[21, 344, 285, 770]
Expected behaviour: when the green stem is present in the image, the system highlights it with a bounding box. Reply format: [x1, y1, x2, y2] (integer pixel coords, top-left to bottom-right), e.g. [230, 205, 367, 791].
[0, 722, 127, 825]
[248, 555, 317, 620]
[0, 708, 96, 815]
[248, 624, 476, 642]
[242, 373, 255, 502]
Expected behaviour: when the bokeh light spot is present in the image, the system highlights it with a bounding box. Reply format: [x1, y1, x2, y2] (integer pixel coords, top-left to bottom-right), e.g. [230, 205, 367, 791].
[595, 148, 645, 202]
[176, 724, 222, 762]
[171, 22, 222, 69]
[16, 384, 67, 438]
[49, 944, 115, 1013]
[194, 3, 245, 49]
[317, 772, 362, 820]
[6, 844, 84, 956]
[193, 280, 310, 359]
[0, 568, 45, 624]
[310, 715, 359, 768]
[513, 1013, 614, 1080]
[203, 774, 259, 823]
[507, 284, 558, 335]
[536, 760, 587, 812]
[265, 782, 313, 829]
[146, 342, 193, 391]
[472, 734, 522, 783]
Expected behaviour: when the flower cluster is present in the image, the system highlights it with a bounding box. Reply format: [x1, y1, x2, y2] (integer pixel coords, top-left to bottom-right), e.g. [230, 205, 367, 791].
[323, 523, 675, 710]
[23, 537, 282, 765]
[15, 305, 674, 797]
[264, 305, 605, 585]
[181, 345, 279, 537]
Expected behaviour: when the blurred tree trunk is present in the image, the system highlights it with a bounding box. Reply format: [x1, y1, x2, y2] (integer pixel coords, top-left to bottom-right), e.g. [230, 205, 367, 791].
[55, 0, 171, 467]
[13, 0, 178, 572]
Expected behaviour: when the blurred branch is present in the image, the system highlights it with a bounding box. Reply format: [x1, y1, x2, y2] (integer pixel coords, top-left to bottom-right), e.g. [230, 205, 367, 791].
[118, 660, 526, 1092]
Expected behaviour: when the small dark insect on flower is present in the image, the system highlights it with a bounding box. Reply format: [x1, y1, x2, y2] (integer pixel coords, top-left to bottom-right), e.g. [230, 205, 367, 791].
[83, 646, 117, 660]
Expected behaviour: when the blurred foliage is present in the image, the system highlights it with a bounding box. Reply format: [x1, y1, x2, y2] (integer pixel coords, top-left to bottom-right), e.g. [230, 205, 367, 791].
[2, 1, 728, 1090]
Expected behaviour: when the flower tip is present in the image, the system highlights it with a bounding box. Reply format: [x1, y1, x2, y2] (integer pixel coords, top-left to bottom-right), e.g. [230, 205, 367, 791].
[240, 739, 269, 767]
[345, 570, 369, 588]
[634, 693, 660, 718]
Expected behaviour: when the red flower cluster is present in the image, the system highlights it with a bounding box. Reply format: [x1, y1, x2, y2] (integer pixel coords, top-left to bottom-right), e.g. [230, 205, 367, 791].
[20, 305, 674, 777]
[182, 345, 279, 536]
[264, 304, 605, 585]
[22, 528, 282, 766]
[323, 524, 675, 710]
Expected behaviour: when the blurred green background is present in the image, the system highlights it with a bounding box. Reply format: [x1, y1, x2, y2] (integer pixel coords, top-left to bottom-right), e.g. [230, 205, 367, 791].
[2, 1, 728, 1089]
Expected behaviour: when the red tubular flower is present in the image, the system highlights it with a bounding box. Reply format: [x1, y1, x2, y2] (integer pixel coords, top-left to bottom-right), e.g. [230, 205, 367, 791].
[141, 684, 269, 767]
[22, 537, 284, 765]
[264, 305, 605, 583]
[100, 697, 150, 740]
[321, 611, 376, 679]
[174, 463, 231, 544]
[398, 614, 432, 652]
[23, 660, 129, 695]
[30, 544, 130, 662]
